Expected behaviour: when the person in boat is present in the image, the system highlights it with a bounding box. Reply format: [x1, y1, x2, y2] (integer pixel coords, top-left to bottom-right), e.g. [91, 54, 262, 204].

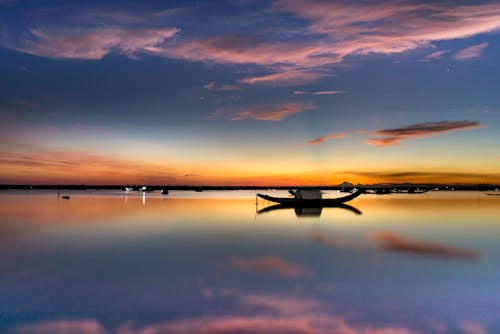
[292, 189, 322, 200]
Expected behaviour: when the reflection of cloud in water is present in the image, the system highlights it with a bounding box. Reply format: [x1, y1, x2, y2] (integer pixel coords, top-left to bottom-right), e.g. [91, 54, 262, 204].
[371, 231, 480, 261]
[460, 321, 487, 334]
[309, 232, 348, 249]
[228, 256, 313, 278]
[12, 293, 423, 334]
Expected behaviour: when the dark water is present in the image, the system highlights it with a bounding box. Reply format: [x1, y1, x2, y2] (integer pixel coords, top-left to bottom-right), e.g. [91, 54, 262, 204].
[0, 190, 499, 333]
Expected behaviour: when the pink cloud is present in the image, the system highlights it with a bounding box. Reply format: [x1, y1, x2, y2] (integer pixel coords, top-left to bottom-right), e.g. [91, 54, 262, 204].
[240, 70, 327, 86]
[228, 256, 313, 278]
[365, 136, 403, 147]
[203, 81, 215, 90]
[12, 27, 179, 59]
[239, 294, 321, 314]
[453, 42, 488, 60]
[272, 1, 500, 54]
[365, 120, 483, 147]
[159, 1, 500, 74]
[419, 49, 449, 62]
[227, 102, 315, 121]
[161, 35, 339, 68]
[4, 1, 500, 86]
[218, 84, 242, 91]
[308, 132, 348, 145]
[14, 320, 105, 334]
[294, 90, 344, 95]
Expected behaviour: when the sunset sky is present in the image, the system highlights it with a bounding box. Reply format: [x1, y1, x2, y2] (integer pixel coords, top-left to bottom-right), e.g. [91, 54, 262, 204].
[1, 0, 499, 185]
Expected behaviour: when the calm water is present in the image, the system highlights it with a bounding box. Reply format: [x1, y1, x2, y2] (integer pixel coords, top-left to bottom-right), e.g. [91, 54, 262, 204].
[0, 190, 499, 334]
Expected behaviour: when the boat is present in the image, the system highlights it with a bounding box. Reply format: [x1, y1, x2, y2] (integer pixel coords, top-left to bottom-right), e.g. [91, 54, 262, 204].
[257, 188, 363, 206]
[161, 188, 169, 195]
[61, 195, 70, 200]
[394, 188, 430, 194]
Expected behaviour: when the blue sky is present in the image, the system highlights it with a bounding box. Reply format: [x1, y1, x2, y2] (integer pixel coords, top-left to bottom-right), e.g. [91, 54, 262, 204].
[0, 0, 499, 185]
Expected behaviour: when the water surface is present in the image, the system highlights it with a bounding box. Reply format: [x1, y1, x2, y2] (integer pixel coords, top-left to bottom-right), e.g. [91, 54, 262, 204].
[1, 190, 499, 333]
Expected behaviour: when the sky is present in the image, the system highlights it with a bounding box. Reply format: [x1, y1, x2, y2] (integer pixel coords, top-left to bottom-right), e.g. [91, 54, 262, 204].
[0, 0, 499, 185]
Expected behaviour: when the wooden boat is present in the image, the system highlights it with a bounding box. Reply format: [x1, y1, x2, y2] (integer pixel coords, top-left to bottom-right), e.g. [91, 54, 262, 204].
[257, 188, 363, 206]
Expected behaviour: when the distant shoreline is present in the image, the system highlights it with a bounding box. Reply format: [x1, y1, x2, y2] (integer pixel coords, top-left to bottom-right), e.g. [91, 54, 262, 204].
[0, 184, 498, 191]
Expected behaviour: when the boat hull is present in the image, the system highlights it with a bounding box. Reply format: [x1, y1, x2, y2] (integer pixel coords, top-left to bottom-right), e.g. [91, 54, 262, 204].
[256, 189, 362, 206]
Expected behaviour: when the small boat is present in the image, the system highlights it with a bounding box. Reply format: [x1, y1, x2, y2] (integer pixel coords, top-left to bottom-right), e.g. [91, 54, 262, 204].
[161, 188, 169, 195]
[61, 195, 70, 200]
[394, 189, 430, 194]
[257, 188, 363, 206]
[125, 187, 133, 192]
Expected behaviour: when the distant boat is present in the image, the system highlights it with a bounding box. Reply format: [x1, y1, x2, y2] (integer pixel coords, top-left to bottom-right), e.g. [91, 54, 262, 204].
[395, 189, 430, 194]
[139, 186, 154, 192]
[257, 188, 363, 206]
[161, 188, 169, 195]
[61, 195, 70, 200]
[365, 189, 394, 195]
[125, 187, 133, 192]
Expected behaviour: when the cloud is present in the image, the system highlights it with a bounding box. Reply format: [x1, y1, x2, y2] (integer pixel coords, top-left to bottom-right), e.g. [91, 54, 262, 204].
[293, 90, 344, 95]
[161, 34, 339, 69]
[419, 49, 449, 62]
[162, 1, 500, 75]
[238, 293, 321, 315]
[240, 70, 327, 86]
[14, 319, 105, 334]
[453, 42, 488, 60]
[371, 231, 480, 261]
[365, 136, 402, 147]
[460, 321, 487, 334]
[218, 84, 242, 91]
[308, 132, 348, 145]
[203, 81, 215, 90]
[226, 102, 315, 121]
[0, 139, 178, 184]
[340, 170, 500, 183]
[365, 120, 483, 147]
[272, 1, 500, 55]
[10, 27, 179, 59]
[228, 256, 313, 278]
[3, 1, 500, 85]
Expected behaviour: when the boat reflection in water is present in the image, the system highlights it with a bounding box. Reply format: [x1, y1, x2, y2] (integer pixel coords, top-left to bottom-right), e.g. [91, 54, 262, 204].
[257, 202, 362, 217]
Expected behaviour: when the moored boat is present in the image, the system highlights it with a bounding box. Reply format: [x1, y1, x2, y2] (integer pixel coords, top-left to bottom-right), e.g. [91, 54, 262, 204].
[257, 188, 363, 206]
